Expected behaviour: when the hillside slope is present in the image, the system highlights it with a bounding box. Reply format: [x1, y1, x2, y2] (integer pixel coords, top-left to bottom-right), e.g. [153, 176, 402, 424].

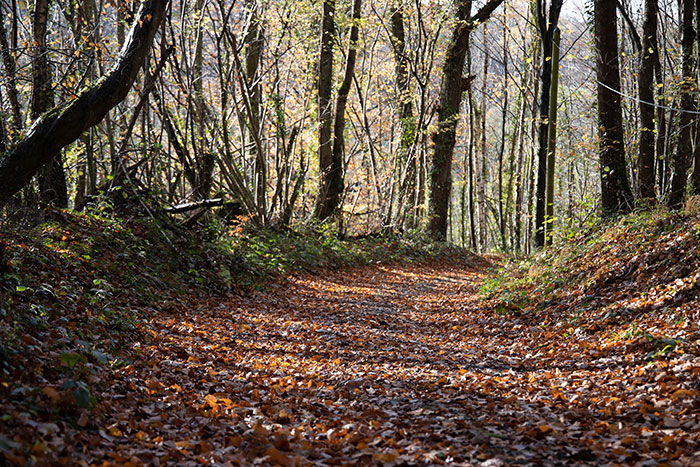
[485, 209, 700, 358]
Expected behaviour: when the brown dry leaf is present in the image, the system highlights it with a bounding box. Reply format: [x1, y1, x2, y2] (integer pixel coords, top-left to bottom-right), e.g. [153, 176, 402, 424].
[147, 380, 164, 391]
[621, 437, 635, 446]
[373, 450, 399, 462]
[41, 386, 61, 403]
[226, 436, 243, 447]
[253, 423, 269, 437]
[265, 446, 292, 466]
[76, 412, 90, 427]
[663, 416, 681, 428]
[273, 434, 291, 451]
[671, 389, 695, 400]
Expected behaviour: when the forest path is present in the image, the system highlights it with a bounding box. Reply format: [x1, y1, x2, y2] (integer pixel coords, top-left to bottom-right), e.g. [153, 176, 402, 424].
[99, 262, 698, 465]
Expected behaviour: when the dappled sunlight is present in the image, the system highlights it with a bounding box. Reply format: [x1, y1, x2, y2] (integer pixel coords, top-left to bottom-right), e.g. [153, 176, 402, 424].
[86, 262, 700, 464]
[3, 208, 700, 464]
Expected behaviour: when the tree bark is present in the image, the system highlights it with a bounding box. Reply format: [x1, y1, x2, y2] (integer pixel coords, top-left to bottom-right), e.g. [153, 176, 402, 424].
[389, 2, 417, 227]
[31, 0, 68, 207]
[595, 0, 633, 215]
[428, 0, 504, 240]
[0, 11, 22, 134]
[315, 0, 336, 220]
[669, 0, 695, 208]
[637, 0, 658, 201]
[691, 0, 700, 194]
[545, 27, 561, 246]
[654, 50, 667, 196]
[534, 0, 563, 248]
[191, 0, 213, 201]
[328, 0, 362, 220]
[244, 0, 265, 208]
[497, 18, 508, 251]
[477, 27, 489, 251]
[0, 0, 170, 205]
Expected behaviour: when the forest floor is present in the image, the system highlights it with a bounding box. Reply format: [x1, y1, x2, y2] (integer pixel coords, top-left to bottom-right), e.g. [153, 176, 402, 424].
[2, 209, 700, 465]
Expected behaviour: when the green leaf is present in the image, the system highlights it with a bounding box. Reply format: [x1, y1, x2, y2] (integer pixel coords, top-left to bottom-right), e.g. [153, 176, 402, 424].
[15, 286, 26, 292]
[0, 436, 21, 452]
[91, 349, 111, 364]
[61, 380, 76, 389]
[59, 352, 82, 369]
[72, 387, 93, 409]
[62, 380, 94, 408]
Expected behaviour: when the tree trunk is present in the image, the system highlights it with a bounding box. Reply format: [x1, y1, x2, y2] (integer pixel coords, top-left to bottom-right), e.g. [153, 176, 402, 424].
[497, 19, 508, 251]
[595, 0, 633, 215]
[669, 0, 695, 208]
[315, 0, 336, 220]
[244, 0, 265, 208]
[428, 0, 504, 240]
[329, 0, 362, 221]
[545, 28, 561, 246]
[0, 0, 170, 204]
[389, 2, 417, 227]
[478, 28, 489, 251]
[534, 0, 563, 248]
[466, 46, 477, 250]
[0, 11, 22, 134]
[691, 0, 700, 194]
[32, 0, 68, 207]
[637, 0, 658, 201]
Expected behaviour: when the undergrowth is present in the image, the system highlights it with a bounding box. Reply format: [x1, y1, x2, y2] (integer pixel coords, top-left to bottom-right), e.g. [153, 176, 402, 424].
[480, 206, 700, 358]
[218, 219, 475, 287]
[480, 208, 683, 304]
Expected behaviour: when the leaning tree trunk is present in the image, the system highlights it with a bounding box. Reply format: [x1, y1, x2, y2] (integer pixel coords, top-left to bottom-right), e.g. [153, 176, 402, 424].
[595, 0, 633, 216]
[428, 0, 504, 240]
[637, 0, 658, 201]
[0, 0, 170, 204]
[315, 0, 336, 221]
[32, 0, 68, 207]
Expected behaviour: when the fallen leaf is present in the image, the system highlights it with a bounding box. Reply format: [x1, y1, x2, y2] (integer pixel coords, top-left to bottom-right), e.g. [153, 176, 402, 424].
[41, 386, 61, 403]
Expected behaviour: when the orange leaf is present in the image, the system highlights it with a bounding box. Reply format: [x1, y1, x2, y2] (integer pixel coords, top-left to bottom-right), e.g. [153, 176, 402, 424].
[41, 386, 61, 403]
[373, 450, 399, 462]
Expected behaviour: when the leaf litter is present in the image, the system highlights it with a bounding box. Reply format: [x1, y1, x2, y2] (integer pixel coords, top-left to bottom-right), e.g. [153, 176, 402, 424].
[3, 259, 700, 465]
[3, 209, 700, 465]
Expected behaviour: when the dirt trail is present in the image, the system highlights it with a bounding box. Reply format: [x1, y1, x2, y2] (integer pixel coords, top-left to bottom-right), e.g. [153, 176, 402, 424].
[30, 262, 700, 465]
